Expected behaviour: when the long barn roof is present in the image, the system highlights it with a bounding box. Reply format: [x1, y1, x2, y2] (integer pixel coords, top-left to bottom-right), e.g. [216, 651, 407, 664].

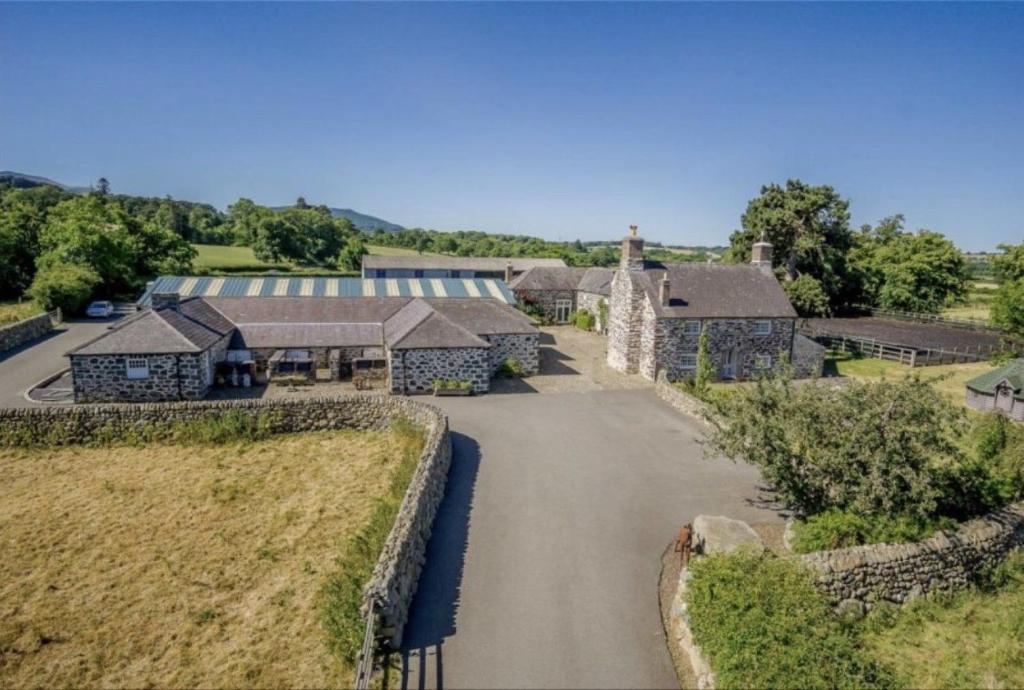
[138, 275, 516, 305]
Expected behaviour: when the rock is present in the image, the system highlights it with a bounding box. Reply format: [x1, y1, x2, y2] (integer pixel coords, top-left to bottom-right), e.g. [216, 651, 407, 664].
[692, 515, 765, 556]
[836, 598, 866, 619]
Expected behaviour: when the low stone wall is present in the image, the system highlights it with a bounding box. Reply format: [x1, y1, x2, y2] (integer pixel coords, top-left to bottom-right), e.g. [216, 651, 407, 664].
[801, 501, 1024, 609]
[792, 333, 826, 379]
[0, 310, 58, 353]
[0, 395, 452, 650]
[655, 371, 710, 425]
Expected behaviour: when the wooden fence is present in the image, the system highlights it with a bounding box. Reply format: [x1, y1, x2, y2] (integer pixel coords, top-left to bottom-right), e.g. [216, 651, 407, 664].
[857, 306, 1000, 333]
[805, 330, 1001, 368]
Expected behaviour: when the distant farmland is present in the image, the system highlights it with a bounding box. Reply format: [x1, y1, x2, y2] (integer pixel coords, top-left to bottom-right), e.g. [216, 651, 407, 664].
[189, 244, 431, 275]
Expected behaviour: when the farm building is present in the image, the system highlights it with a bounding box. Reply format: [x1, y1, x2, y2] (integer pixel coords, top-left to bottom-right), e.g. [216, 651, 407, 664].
[509, 266, 614, 329]
[605, 228, 823, 381]
[965, 358, 1024, 421]
[360, 255, 566, 280]
[69, 277, 538, 402]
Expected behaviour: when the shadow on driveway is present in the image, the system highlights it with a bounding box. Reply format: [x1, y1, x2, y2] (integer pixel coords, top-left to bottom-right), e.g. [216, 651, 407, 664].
[397, 432, 481, 690]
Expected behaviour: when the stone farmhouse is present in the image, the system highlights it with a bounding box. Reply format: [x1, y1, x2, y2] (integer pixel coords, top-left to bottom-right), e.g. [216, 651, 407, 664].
[509, 266, 614, 329]
[606, 228, 823, 381]
[361, 255, 566, 280]
[965, 358, 1024, 421]
[68, 276, 538, 402]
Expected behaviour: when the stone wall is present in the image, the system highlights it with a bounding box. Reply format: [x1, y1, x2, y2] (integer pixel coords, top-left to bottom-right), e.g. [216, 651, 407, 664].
[0, 310, 57, 353]
[801, 501, 1024, 609]
[606, 270, 646, 374]
[655, 371, 711, 425]
[655, 318, 795, 382]
[0, 395, 453, 650]
[515, 288, 576, 323]
[71, 333, 230, 402]
[485, 333, 539, 375]
[576, 292, 607, 334]
[792, 333, 826, 379]
[388, 346, 491, 394]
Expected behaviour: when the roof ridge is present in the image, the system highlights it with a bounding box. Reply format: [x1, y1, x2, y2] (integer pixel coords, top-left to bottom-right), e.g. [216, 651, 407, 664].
[154, 309, 207, 350]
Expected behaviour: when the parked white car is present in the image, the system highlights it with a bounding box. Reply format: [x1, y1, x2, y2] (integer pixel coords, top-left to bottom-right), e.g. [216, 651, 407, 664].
[85, 300, 115, 318]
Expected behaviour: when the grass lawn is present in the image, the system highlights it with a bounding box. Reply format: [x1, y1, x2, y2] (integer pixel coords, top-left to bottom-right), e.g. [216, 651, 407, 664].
[942, 279, 1000, 323]
[0, 300, 43, 325]
[862, 555, 1024, 689]
[0, 429, 422, 689]
[364, 244, 438, 257]
[828, 352, 993, 408]
[191, 243, 286, 271]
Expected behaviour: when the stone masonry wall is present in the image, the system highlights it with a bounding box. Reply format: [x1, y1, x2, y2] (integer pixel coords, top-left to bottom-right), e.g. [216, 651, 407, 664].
[514, 288, 576, 323]
[801, 501, 1024, 609]
[655, 371, 711, 426]
[792, 332, 826, 379]
[657, 318, 795, 382]
[576, 291, 607, 334]
[485, 333, 539, 375]
[0, 395, 453, 650]
[606, 271, 646, 374]
[388, 347, 491, 394]
[0, 311, 57, 353]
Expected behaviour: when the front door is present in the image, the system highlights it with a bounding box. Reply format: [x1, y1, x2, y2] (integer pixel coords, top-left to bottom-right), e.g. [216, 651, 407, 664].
[722, 347, 739, 379]
[555, 299, 573, 324]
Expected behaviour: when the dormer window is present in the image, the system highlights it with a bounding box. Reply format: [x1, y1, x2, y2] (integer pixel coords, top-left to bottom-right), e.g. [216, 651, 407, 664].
[753, 320, 772, 335]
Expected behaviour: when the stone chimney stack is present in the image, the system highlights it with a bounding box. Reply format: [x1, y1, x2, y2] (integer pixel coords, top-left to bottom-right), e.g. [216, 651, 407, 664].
[751, 236, 774, 274]
[620, 224, 645, 271]
[151, 292, 180, 312]
[504, 261, 514, 284]
[659, 273, 671, 306]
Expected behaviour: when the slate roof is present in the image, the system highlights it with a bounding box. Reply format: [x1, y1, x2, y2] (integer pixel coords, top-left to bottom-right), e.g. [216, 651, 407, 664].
[231, 323, 382, 349]
[966, 358, 1024, 399]
[509, 266, 615, 296]
[428, 299, 538, 335]
[385, 299, 490, 350]
[205, 297, 406, 325]
[69, 297, 232, 356]
[637, 264, 797, 319]
[362, 256, 566, 271]
[138, 275, 516, 305]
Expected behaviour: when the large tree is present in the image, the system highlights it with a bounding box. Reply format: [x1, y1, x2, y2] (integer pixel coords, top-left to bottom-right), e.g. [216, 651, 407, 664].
[851, 216, 970, 313]
[990, 242, 1024, 337]
[728, 180, 858, 312]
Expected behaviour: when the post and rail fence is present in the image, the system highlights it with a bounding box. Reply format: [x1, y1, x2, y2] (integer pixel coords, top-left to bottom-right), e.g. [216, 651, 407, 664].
[802, 328, 1005, 368]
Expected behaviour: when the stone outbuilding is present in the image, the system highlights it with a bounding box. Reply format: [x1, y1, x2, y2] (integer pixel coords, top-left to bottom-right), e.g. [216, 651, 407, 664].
[965, 358, 1024, 421]
[509, 266, 614, 329]
[68, 287, 538, 402]
[605, 227, 822, 381]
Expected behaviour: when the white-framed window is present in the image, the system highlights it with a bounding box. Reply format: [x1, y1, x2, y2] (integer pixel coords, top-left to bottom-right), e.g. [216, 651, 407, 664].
[682, 320, 701, 336]
[754, 354, 773, 369]
[125, 357, 150, 380]
[752, 320, 772, 335]
[680, 353, 698, 370]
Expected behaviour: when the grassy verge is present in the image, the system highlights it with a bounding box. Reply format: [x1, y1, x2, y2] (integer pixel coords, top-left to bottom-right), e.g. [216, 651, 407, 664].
[0, 300, 43, 325]
[687, 550, 1024, 690]
[0, 425, 424, 688]
[319, 418, 426, 666]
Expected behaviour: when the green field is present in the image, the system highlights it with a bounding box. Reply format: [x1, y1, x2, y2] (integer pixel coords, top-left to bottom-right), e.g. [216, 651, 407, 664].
[826, 352, 992, 409]
[0, 300, 43, 325]
[190, 243, 434, 275]
[942, 279, 1000, 322]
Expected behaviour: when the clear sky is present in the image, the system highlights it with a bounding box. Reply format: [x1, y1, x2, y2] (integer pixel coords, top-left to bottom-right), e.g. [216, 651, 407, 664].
[1, 2, 1021, 250]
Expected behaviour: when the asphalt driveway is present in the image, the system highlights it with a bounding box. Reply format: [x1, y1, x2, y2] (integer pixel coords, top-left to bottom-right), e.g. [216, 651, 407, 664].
[0, 318, 118, 407]
[400, 388, 782, 689]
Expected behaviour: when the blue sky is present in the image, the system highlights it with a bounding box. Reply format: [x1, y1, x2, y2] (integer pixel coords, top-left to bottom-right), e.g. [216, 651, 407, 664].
[1, 3, 1021, 250]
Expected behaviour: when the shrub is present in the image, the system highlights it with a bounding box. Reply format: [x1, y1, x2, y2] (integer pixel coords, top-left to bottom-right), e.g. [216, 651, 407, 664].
[784, 274, 830, 317]
[27, 261, 100, 314]
[686, 550, 895, 689]
[496, 358, 524, 378]
[790, 509, 954, 554]
[432, 378, 473, 391]
[572, 309, 595, 331]
[171, 410, 274, 444]
[705, 371, 964, 522]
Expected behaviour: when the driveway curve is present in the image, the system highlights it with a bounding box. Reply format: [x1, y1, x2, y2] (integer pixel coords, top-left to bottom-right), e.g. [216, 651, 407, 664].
[400, 388, 781, 689]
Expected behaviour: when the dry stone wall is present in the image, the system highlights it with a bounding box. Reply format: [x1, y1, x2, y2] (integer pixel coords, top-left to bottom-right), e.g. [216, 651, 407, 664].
[801, 501, 1024, 609]
[655, 371, 711, 425]
[0, 395, 452, 649]
[0, 311, 57, 353]
[792, 333, 826, 379]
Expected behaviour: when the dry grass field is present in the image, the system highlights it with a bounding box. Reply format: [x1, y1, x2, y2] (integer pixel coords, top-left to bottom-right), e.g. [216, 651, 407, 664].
[0, 429, 420, 689]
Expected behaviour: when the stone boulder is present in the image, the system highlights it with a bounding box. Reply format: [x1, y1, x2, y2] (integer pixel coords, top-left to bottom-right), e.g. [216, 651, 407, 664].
[693, 515, 765, 556]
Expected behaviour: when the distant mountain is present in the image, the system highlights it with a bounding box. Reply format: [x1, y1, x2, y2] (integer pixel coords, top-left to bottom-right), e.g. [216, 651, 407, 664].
[0, 170, 90, 194]
[271, 205, 404, 232]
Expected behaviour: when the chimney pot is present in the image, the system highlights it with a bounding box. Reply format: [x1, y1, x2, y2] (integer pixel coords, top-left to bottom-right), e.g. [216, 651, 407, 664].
[151, 292, 180, 311]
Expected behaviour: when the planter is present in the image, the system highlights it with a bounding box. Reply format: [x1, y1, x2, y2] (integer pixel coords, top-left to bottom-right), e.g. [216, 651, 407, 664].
[434, 388, 473, 397]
